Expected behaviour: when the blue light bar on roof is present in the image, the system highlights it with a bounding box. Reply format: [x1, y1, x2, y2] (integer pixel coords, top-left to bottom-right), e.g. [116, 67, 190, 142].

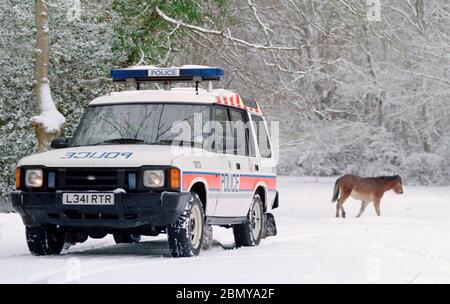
[111, 66, 224, 83]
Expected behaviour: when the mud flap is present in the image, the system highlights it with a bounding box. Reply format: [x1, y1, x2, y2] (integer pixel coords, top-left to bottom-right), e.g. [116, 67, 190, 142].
[202, 224, 213, 250]
[262, 213, 277, 239]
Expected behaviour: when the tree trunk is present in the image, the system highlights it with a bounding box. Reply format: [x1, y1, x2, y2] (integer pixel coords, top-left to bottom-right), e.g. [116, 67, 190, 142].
[32, 0, 64, 152]
[415, 0, 426, 32]
[421, 103, 431, 153]
[414, 0, 430, 152]
[377, 91, 385, 127]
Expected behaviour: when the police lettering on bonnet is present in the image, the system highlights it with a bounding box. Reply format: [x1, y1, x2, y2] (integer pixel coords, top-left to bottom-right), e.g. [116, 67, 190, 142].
[61, 151, 134, 159]
[11, 65, 279, 258]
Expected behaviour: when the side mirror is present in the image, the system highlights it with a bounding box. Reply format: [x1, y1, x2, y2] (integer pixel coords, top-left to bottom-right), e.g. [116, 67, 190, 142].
[51, 138, 69, 149]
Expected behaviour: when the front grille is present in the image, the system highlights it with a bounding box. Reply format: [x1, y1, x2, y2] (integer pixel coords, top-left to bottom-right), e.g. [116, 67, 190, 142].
[54, 168, 137, 191]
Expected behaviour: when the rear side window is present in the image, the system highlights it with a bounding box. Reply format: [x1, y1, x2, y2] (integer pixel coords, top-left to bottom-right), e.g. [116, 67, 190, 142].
[251, 115, 272, 158]
[213, 106, 232, 154]
[241, 95, 258, 109]
[229, 108, 250, 156]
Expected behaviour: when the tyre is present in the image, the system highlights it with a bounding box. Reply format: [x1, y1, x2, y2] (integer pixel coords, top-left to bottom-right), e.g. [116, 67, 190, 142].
[167, 193, 205, 257]
[233, 195, 264, 247]
[113, 233, 141, 244]
[26, 225, 66, 256]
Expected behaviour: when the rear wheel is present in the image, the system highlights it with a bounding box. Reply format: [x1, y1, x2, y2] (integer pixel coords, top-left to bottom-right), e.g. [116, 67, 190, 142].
[233, 195, 264, 247]
[26, 225, 66, 256]
[113, 233, 141, 244]
[167, 193, 204, 257]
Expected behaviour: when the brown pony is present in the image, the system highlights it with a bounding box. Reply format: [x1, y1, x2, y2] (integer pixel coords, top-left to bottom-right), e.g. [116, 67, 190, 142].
[332, 175, 404, 218]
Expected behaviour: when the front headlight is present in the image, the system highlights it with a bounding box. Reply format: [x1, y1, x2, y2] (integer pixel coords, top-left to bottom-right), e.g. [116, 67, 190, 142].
[25, 169, 43, 188]
[143, 170, 165, 188]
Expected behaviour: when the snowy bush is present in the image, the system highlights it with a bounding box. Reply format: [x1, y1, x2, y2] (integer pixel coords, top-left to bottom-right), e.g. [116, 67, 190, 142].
[0, 1, 115, 199]
[401, 153, 448, 186]
[279, 124, 405, 179]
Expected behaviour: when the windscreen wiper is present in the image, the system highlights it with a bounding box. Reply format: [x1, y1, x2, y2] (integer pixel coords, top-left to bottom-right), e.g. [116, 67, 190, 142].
[93, 138, 144, 145]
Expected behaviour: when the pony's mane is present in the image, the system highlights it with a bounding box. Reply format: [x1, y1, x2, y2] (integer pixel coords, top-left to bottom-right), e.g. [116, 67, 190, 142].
[374, 175, 399, 181]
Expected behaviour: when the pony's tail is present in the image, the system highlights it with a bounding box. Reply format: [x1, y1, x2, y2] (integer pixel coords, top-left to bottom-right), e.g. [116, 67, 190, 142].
[331, 178, 340, 203]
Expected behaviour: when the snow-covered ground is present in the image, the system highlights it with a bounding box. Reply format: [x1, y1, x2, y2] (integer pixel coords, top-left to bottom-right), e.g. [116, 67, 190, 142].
[1, 176, 450, 284]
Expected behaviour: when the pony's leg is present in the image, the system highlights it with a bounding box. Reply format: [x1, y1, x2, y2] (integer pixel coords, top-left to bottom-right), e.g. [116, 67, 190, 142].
[374, 199, 381, 216]
[337, 190, 350, 218]
[356, 201, 369, 218]
[341, 204, 346, 218]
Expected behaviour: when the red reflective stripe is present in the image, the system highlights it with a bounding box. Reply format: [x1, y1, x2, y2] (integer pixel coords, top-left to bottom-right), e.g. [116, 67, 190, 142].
[235, 95, 241, 108]
[240, 176, 276, 191]
[183, 173, 221, 191]
[234, 95, 238, 106]
[237, 95, 245, 109]
[183, 172, 276, 192]
[214, 95, 262, 114]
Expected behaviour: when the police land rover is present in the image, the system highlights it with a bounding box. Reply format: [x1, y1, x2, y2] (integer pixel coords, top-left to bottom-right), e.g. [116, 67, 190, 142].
[12, 66, 278, 257]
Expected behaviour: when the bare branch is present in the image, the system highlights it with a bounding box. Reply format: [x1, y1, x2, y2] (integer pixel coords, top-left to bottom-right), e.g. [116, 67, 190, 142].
[155, 6, 300, 51]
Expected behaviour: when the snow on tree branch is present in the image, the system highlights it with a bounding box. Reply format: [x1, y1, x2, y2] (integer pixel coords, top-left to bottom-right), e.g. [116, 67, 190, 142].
[155, 6, 300, 51]
[30, 83, 65, 133]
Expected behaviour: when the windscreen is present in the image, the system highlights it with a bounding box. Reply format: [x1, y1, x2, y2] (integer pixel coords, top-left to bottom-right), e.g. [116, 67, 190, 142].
[71, 103, 211, 147]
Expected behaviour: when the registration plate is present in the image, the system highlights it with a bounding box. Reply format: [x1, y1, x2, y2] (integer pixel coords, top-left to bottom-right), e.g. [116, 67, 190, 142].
[62, 193, 115, 205]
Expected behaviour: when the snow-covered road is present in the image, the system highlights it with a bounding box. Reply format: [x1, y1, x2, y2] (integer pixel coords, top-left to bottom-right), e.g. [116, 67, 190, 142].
[1, 176, 450, 283]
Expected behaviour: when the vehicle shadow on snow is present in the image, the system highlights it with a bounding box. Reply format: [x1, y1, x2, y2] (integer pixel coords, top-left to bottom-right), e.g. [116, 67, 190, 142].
[66, 240, 172, 257]
[65, 239, 234, 257]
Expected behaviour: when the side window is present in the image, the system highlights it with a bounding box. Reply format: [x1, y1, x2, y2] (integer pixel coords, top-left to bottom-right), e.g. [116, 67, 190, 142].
[214, 107, 232, 154]
[251, 115, 272, 158]
[229, 109, 250, 156]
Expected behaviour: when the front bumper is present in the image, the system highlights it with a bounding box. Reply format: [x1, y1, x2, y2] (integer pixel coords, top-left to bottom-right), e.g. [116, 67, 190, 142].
[11, 191, 190, 229]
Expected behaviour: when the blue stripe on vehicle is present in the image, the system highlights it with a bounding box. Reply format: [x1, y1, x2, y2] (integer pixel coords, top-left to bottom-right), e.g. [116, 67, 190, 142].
[183, 171, 275, 179]
[183, 171, 220, 175]
[240, 174, 276, 179]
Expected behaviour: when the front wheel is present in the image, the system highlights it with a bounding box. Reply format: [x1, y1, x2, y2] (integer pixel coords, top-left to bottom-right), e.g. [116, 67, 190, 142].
[26, 225, 66, 256]
[233, 195, 264, 247]
[167, 193, 205, 257]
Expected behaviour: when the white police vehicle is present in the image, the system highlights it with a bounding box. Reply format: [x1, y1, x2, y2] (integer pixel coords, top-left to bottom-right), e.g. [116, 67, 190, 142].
[12, 66, 278, 257]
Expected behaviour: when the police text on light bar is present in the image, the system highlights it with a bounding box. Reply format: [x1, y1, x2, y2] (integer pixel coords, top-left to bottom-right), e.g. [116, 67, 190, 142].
[111, 66, 224, 83]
